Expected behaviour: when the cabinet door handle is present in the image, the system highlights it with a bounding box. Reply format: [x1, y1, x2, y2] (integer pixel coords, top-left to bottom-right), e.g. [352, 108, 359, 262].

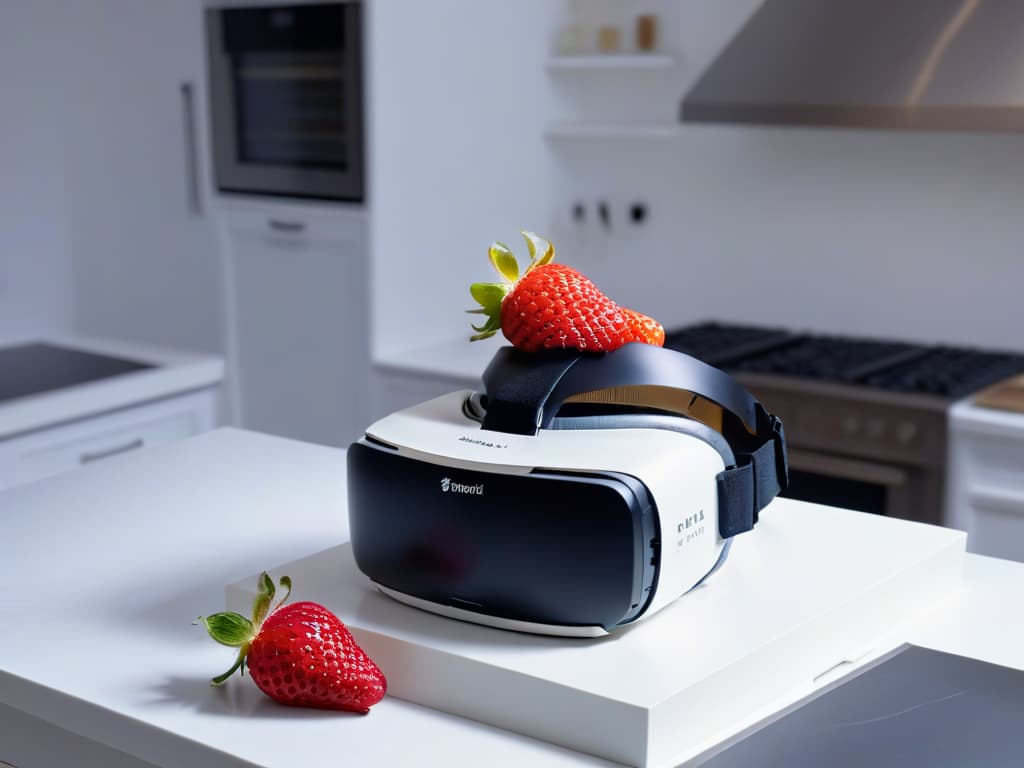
[268, 219, 307, 233]
[80, 438, 145, 465]
[968, 486, 1024, 514]
[181, 81, 203, 216]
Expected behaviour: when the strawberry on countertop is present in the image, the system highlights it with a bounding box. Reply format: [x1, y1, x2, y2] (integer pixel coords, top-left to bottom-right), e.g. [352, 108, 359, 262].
[468, 232, 665, 353]
[196, 573, 386, 714]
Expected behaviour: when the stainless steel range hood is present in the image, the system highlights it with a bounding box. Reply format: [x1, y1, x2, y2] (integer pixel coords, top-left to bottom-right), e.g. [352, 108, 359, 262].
[681, 0, 1024, 132]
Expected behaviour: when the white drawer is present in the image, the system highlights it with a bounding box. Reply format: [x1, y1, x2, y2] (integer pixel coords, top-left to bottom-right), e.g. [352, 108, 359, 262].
[369, 368, 478, 424]
[3, 390, 216, 488]
[962, 485, 1024, 562]
[222, 200, 366, 246]
[957, 430, 1024, 489]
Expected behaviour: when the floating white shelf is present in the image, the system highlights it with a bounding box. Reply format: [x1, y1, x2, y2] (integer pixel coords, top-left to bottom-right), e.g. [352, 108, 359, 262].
[546, 53, 675, 71]
[544, 123, 680, 140]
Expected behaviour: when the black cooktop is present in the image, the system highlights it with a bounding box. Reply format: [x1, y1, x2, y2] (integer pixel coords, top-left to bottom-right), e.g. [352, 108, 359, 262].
[0, 343, 154, 405]
[662, 322, 794, 368]
[664, 323, 1024, 399]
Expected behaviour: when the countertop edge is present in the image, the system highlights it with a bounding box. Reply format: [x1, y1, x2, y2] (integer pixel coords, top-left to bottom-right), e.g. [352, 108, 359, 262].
[372, 337, 504, 382]
[0, 335, 225, 440]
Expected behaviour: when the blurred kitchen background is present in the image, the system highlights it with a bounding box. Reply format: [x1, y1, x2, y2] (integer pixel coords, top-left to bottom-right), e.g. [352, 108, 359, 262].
[2, 0, 1023, 559]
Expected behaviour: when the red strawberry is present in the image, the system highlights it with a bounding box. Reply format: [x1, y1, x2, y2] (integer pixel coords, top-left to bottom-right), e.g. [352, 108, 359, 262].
[196, 573, 386, 714]
[468, 231, 664, 353]
[622, 306, 666, 347]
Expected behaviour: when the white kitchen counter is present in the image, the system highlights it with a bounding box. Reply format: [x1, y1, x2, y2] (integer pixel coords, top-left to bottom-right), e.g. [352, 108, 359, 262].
[951, 397, 1024, 438]
[1, 429, 1023, 768]
[0, 334, 224, 439]
[374, 335, 505, 383]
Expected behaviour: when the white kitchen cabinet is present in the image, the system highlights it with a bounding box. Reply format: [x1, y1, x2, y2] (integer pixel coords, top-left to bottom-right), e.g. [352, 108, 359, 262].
[369, 367, 479, 425]
[59, 0, 224, 355]
[367, 337, 500, 423]
[948, 401, 1024, 562]
[0, 390, 216, 492]
[222, 201, 369, 448]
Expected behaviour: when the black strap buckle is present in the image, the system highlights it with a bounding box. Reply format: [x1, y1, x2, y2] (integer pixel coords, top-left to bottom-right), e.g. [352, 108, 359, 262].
[717, 410, 789, 539]
[770, 414, 790, 493]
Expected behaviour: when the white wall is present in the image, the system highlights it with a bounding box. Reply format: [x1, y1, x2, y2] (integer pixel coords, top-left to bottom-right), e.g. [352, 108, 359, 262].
[0, 1, 75, 340]
[372, 0, 1024, 356]
[367, 0, 558, 359]
[558, 127, 1024, 351]
[549, 0, 1024, 351]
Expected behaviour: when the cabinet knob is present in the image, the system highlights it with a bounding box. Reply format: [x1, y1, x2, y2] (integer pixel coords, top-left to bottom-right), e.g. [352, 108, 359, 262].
[897, 422, 919, 444]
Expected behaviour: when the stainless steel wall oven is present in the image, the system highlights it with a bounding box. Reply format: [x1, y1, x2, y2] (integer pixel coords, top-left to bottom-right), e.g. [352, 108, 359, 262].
[206, 2, 363, 202]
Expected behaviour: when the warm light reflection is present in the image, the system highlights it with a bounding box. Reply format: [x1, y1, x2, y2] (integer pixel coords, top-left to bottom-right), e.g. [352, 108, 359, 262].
[907, 0, 982, 106]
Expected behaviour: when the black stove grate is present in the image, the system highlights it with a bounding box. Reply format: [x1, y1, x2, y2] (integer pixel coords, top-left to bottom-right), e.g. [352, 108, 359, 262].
[727, 336, 927, 384]
[861, 347, 1024, 398]
[663, 323, 1024, 399]
[662, 322, 795, 367]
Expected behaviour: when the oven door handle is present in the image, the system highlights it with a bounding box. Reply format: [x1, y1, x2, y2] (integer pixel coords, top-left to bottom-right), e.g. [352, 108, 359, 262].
[786, 449, 909, 488]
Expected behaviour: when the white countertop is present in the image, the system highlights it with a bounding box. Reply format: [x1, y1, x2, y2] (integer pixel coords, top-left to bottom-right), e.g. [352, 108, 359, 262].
[951, 396, 1024, 437]
[374, 335, 505, 383]
[0, 335, 224, 440]
[2, 429, 1023, 768]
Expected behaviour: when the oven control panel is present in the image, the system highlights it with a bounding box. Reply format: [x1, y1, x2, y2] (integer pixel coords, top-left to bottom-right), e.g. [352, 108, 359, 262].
[736, 375, 947, 468]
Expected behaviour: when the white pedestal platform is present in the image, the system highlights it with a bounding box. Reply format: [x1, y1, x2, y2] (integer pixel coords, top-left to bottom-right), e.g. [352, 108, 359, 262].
[228, 501, 965, 768]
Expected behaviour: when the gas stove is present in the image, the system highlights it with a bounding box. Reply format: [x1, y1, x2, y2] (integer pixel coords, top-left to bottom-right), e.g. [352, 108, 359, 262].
[665, 323, 1024, 399]
[664, 323, 1024, 525]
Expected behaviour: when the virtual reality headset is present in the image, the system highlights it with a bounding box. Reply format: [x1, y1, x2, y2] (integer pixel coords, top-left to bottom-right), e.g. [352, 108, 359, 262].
[347, 343, 788, 637]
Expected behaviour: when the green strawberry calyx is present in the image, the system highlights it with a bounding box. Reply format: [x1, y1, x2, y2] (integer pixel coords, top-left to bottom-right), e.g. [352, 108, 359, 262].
[467, 231, 554, 341]
[194, 571, 292, 686]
